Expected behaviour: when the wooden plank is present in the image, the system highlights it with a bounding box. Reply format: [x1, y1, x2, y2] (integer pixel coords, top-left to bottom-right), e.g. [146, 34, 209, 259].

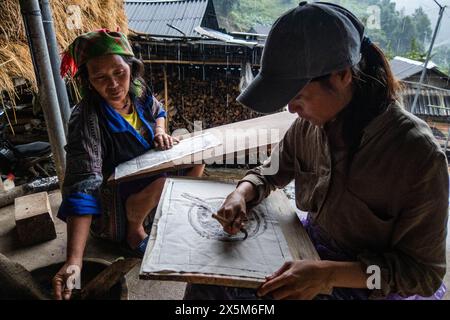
[139, 272, 264, 289]
[142, 59, 260, 67]
[139, 177, 320, 289]
[110, 111, 297, 183]
[80, 258, 140, 300]
[268, 191, 320, 261]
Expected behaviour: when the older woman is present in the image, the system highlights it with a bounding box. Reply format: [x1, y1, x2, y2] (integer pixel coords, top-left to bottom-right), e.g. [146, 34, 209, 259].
[52, 30, 204, 300]
[186, 2, 448, 300]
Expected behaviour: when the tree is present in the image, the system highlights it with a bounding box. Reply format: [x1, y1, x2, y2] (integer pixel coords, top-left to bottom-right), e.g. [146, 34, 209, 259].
[412, 7, 432, 45]
[213, 0, 239, 16]
[406, 38, 427, 62]
[379, 0, 401, 35]
[433, 44, 450, 74]
[393, 16, 418, 54]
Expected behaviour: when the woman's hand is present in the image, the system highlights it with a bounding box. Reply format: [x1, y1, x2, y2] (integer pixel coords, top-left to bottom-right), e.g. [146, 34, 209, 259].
[154, 127, 179, 150]
[216, 189, 248, 235]
[52, 259, 82, 300]
[257, 260, 334, 300]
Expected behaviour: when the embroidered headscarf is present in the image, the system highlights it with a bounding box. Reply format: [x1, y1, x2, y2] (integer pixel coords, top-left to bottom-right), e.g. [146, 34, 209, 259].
[60, 29, 134, 78]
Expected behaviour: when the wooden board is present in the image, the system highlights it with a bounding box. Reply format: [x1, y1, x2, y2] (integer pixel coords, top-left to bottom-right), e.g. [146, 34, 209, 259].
[110, 111, 297, 184]
[139, 177, 320, 289]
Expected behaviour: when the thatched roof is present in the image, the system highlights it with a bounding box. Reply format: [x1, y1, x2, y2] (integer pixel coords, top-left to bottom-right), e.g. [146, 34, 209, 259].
[0, 0, 129, 99]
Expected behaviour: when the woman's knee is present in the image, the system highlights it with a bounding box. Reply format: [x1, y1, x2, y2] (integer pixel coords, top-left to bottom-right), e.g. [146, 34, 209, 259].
[126, 177, 166, 206]
[152, 177, 166, 195]
[141, 176, 166, 195]
[186, 164, 205, 177]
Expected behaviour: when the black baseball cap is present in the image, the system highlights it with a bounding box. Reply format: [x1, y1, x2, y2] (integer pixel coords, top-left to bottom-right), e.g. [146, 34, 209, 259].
[237, 1, 365, 113]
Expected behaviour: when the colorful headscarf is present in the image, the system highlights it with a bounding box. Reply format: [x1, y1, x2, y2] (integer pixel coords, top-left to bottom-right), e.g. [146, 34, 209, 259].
[60, 29, 134, 78]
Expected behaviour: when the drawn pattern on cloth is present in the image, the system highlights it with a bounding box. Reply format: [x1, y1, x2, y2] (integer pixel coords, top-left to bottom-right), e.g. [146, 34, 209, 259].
[115, 132, 221, 179]
[141, 179, 292, 280]
[181, 193, 266, 242]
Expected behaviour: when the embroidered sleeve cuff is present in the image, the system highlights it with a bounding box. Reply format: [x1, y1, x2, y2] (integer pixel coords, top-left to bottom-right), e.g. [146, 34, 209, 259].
[156, 110, 167, 119]
[57, 192, 101, 222]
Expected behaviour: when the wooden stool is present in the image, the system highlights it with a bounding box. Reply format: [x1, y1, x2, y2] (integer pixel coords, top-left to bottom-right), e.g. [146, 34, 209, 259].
[15, 191, 57, 246]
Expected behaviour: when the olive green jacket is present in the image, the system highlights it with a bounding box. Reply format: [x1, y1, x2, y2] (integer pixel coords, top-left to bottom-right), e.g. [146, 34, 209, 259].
[241, 103, 448, 298]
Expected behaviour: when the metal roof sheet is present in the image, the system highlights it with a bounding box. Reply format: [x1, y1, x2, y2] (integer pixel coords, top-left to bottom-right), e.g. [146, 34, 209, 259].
[390, 56, 437, 80]
[125, 0, 212, 38]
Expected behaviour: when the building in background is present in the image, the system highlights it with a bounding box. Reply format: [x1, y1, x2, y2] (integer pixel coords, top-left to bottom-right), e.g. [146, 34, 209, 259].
[125, 0, 265, 132]
[391, 56, 450, 151]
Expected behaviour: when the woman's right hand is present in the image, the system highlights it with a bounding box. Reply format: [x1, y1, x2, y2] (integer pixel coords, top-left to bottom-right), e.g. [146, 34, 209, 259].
[52, 259, 82, 300]
[216, 189, 248, 235]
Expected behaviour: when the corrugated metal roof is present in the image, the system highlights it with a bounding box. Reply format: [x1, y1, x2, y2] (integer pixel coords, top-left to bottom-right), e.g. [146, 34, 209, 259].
[390, 56, 437, 80]
[125, 0, 212, 38]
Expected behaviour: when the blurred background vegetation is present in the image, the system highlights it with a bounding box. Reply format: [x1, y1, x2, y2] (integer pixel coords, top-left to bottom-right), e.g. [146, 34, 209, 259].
[213, 0, 450, 74]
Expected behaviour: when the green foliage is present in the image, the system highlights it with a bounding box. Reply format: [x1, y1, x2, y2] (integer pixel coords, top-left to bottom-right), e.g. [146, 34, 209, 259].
[406, 38, 427, 62]
[214, 0, 296, 31]
[214, 0, 239, 16]
[432, 45, 450, 75]
[412, 7, 432, 44]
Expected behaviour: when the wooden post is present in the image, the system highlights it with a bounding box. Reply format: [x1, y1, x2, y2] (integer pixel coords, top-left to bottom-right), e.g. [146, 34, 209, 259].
[163, 65, 170, 131]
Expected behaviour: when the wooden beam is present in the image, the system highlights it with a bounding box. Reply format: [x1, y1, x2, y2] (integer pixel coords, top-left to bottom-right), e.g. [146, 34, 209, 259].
[142, 60, 260, 67]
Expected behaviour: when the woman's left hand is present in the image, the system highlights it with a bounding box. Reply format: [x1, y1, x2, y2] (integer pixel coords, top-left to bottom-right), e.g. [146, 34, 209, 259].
[154, 130, 179, 150]
[257, 260, 334, 300]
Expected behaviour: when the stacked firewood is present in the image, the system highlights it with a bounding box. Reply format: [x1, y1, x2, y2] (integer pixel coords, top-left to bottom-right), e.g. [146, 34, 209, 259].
[145, 67, 264, 133]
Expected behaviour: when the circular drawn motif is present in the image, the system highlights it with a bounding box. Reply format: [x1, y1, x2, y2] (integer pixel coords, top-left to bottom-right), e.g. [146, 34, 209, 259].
[187, 197, 266, 242]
